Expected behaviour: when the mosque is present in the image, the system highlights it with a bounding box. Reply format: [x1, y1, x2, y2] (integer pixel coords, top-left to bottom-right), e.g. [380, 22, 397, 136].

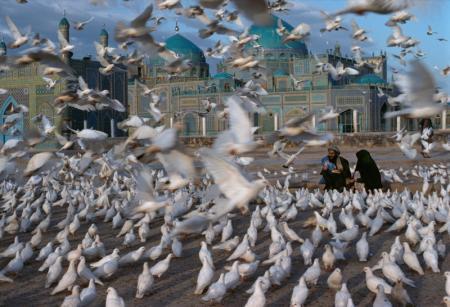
[130, 15, 450, 137]
[0, 15, 448, 145]
[0, 16, 128, 145]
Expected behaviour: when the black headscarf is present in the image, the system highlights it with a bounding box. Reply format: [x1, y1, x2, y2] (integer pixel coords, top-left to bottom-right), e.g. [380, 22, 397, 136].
[355, 149, 382, 191]
[419, 118, 433, 132]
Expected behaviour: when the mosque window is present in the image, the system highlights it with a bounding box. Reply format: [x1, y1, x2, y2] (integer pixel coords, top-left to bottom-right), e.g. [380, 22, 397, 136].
[183, 113, 197, 136]
[278, 80, 287, 91]
[159, 92, 167, 111]
[336, 96, 363, 107]
[206, 114, 215, 135]
[294, 62, 303, 75]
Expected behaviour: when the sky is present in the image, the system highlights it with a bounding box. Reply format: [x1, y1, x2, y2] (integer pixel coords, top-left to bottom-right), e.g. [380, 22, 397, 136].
[0, 0, 449, 91]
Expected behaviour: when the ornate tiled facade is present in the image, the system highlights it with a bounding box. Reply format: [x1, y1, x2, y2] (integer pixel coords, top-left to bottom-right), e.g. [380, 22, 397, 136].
[0, 19, 128, 144]
[129, 17, 406, 136]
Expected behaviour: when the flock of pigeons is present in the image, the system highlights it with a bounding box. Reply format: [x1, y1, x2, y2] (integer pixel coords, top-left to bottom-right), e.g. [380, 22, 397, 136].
[0, 0, 449, 306]
[0, 145, 449, 306]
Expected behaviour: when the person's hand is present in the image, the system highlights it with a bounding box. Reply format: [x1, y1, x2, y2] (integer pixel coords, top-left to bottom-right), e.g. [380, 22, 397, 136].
[322, 164, 328, 171]
[331, 169, 341, 174]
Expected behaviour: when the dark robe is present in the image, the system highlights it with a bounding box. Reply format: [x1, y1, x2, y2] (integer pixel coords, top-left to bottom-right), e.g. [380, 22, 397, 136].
[321, 156, 352, 192]
[355, 149, 382, 191]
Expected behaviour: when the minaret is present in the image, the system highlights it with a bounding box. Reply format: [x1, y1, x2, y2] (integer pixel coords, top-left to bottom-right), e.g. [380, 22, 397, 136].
[175, 20, 180, 33]
[59, 11, 72, 63]
[0, 35, 6, 56]
[333, 42, 341, 57]
[100, 25, 109, 47]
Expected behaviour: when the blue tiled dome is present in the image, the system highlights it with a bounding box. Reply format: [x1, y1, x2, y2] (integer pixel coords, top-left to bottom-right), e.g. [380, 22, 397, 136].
[248, 15, 308, 55]
[100, 28, 109, 37]
[356, 74, 386, 85]
[165, 34, 206, 63]
[59, 17, 70, 28]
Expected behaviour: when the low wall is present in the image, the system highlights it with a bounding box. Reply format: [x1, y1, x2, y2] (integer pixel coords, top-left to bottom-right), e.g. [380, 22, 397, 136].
[30, 130, 450, 152]
[180, 130, 450, 148]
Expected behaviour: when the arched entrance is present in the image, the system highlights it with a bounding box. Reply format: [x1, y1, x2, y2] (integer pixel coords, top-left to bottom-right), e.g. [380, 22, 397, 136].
[380, 103, 389, 131]
[284, 108, 307, 124]
[338, 109, 353, 133]
[0, 96, 24, 143]
[183, 112, 197, 136]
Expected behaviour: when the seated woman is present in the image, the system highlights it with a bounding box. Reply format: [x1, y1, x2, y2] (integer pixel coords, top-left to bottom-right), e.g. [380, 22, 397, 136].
[419, 118, 434, 158]
[320, 146, 352, 192]
[354, 149, 383, 191]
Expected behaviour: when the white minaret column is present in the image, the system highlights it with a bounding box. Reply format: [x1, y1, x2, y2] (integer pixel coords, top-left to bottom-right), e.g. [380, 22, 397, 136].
[274, 113, 278, 131]
[110, 119, 115, 138]
[352, 109, 358, 133]
[83, 120, 87, 129]
[442, 110, 447, 130]
[202, 117, 206, 136]
[396, 116, 401, 132]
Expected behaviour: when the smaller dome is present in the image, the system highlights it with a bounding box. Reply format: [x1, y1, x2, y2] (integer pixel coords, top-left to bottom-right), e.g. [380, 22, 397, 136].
[59, 17, 70, 28]
[100, 28, 109, 37]
[356, 74, 386, 85]
[273, 68, 288, 77]
[247, 15, 308, 55]
[165, 34, 206, 63]
[213, 72, 233, 80]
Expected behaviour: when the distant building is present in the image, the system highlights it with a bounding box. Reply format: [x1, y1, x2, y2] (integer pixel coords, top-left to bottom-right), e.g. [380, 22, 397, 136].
[0, 16, 128, 144]
[130, 15, 449, 136]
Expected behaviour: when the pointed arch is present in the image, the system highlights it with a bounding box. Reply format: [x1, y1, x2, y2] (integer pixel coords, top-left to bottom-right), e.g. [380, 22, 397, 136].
[0, 96, 24, 143]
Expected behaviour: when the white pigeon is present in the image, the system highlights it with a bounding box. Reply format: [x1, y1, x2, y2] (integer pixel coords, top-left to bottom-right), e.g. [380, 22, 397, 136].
[325, 61, 359, 81]
[356, 232, 369, 261]
[80, 279, 96, 306]
[290, 276, 309, 306]
[380, 252, 415, 287]
[61, 285, 81, 307]
[119, 246, 145, 266]
[385, 61, 445, 119]
[364, 267, 392, 294]
[51, 259, 78, 295]
[445, 272, 450, 296]
[150, 253, 173, 278]
[224, 261, 241, 290]
[136, 262, 154, 299]
[335, 283, 351, 307]
[327, 268, 343, 290]
[302, 258, 321, 286]
[105, 287, 125, 307]
[244, 277, 266, 307]
[423, 240, 440, 273]
[402, 242, 424, 275]
[373, 284, 393, 307]
[202, 273, 227, 303]
[195, 257, 215, 295]
[45, 256, 63, 288]
[5, 16, 29, 48]
[331, 0, 410, 16]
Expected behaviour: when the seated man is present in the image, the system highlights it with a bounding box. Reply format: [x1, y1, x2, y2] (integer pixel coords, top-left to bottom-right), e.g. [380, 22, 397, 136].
[319, 146, 352, 192]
